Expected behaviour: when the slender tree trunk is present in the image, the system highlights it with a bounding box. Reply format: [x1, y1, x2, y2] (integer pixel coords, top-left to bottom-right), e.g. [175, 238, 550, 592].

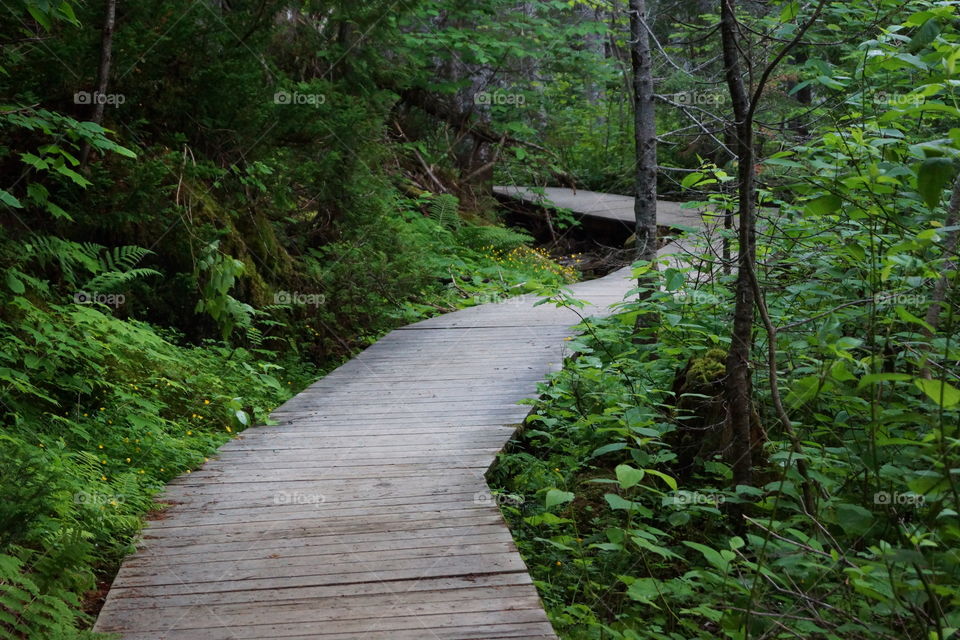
[581, 3, 605, 109]
[629, 0, 657, 266]
[80, 0, 117, 168]
[788, 47, 811, 138]
[920, 174, 960, 378]
[720, 0, 755, 487]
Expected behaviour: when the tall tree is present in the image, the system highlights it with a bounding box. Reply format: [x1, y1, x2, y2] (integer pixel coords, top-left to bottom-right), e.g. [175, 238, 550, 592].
[718, 0, 755, 487]
[719, 0, 826, 491]
[629, 0, 657, 266]
[80, 0, 116, 167]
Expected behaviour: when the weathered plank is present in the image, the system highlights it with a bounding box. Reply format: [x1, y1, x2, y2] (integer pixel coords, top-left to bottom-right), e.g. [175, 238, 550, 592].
[100, 572, 536, 610]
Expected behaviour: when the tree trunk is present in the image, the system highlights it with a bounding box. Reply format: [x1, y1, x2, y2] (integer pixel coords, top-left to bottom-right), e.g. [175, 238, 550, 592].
[788, 47, 811, 138]
[629, 0, 657, 266]
[581, 3, 605, 109]
[920, 173, 960, 378]
[80, 0, 117, 168]
[719, 0, 755, 488]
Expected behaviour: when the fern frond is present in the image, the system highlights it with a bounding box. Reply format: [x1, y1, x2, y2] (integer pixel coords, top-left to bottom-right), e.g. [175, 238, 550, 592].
[24, 236, 100, 288]
[456, 225, 532, 252]
[85, 267, 160, 292]
[23, 236, 159, 293]
[98, 245, 153, 273]
[427, 193, 462, 231]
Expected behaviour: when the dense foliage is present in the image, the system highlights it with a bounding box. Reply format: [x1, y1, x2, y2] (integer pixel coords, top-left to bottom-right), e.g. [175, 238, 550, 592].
[0, 1, 581, 636]
[2, 0, 960, 638]
[489, 2, 960, 639]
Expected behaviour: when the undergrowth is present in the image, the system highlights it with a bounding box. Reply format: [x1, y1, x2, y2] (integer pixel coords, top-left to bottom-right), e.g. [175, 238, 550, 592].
[490, 205, 960, 639]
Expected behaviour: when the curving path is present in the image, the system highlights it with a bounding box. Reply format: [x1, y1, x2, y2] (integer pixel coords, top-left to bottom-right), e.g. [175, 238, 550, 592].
[93, 192, 706, 639]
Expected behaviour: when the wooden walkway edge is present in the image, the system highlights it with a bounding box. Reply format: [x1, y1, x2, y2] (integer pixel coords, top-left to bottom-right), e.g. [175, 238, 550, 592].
[93, 194, 705, 640]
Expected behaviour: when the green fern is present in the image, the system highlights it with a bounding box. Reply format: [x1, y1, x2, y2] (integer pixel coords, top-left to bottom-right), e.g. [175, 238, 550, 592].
[24, 236, 159, 292]
[23, 236, 99, 288]
[84, 268, 160, 293]
[0, 551, 96, 640]
[456, 224, 533, 253]
[426, 193, 462, 231]
[96, 245, 153, 273]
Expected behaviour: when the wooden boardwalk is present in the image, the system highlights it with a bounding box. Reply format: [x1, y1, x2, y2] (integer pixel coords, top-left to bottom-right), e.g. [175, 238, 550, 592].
[494, 186, 721, 281]
[93, 195, 705, 639]
[492, 185, 703, 229]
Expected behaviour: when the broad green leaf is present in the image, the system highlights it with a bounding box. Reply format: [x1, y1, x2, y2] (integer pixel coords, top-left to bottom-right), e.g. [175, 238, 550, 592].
[55, 166, 92, 188]
[786, 375, 822, 408]
[905, 10, 935, 26]
[779, 0, 799, 22]
[895, 306, 935, 334]
[545, 488, 574, 510]
[605, 493, 638, 511]
[26, 183, 48, 203]
[57, 2, 79, 25]
[893, 52, 928, 70]
[803, 194, 842, 216]
[625, 577, 662, 605]
[535, 537, 574, 552]
[5, 272, 24, 294]
[835, 503, 875, 536]
[524, 512, 573, 526]
[680, 172, 704, 189]
[592, 442, 627, 457]
[590, 542, 624, 551]
[631, 535, 679, 559]
[857, 372, 912, 390]
[816, 75, 845, 90]
[682, 541, 735, 572]
[45, 201, 71, 220]
[914, 378, 960, 408]
[0, 189, 22, 209]
[908, 19, 940, 53]
[917, 157, 956, 208]
[663, 268, 684, 292]
[644, 469, 678, 491]
[615, 464, 644, 490]
[20, 153, 48, 170]
[26, 6, 52, 30]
